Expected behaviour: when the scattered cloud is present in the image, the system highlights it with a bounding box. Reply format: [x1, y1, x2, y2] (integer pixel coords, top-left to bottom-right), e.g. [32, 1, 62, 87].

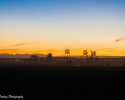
[11, 42, 34, 46]
[114, 38, 125, 42]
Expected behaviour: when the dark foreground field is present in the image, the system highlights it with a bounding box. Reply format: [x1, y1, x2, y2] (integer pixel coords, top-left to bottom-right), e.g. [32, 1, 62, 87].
[0, 65, 125, 99]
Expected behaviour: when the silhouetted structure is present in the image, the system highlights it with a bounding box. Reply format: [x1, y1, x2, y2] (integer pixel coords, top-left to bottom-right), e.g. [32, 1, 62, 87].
[81, 50, 88, 61]
[64, 49, 70, 60]
[47, 53, 53, 60]
[30, 55, 39, 60]
[90, 51, 100, 62]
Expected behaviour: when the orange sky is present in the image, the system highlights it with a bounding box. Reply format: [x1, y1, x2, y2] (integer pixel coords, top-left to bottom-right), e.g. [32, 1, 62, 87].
[0, 0, 125, 56]
[0, 42, 125, 56]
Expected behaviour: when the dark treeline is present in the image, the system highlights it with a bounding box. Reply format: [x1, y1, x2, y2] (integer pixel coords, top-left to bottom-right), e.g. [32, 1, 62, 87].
[0, 54, 46, 58]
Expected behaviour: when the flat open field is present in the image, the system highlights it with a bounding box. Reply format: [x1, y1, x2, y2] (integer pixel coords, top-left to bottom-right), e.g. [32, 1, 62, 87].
[0, 63, 125, 99]
[0, 58, 125, 99]
[0, 58, 125, 68]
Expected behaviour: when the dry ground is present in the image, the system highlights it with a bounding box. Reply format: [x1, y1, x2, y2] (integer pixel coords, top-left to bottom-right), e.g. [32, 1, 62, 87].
[0, 58, 125, 68]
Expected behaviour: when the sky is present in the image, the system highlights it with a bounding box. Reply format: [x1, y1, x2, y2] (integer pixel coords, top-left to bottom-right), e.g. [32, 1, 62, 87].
[0, 0, 125, 56]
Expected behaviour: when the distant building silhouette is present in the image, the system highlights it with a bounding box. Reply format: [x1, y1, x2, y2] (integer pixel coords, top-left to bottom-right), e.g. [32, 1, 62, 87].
[30, 55, 39, 60]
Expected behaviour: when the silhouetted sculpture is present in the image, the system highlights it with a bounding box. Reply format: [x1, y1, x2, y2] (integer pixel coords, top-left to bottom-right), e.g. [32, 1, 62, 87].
[81, 50, 88, 61]
[64, 49, 70, 60]
[47, 53, 53, 60]
[90, 51, 101, 62]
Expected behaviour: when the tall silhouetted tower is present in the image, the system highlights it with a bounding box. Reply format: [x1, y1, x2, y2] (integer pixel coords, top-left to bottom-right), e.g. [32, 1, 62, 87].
[64, 49, 70, 60]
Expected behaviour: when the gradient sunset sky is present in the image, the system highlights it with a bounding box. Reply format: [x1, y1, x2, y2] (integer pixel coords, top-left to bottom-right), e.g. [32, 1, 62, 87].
[0, 0, 125, 56]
